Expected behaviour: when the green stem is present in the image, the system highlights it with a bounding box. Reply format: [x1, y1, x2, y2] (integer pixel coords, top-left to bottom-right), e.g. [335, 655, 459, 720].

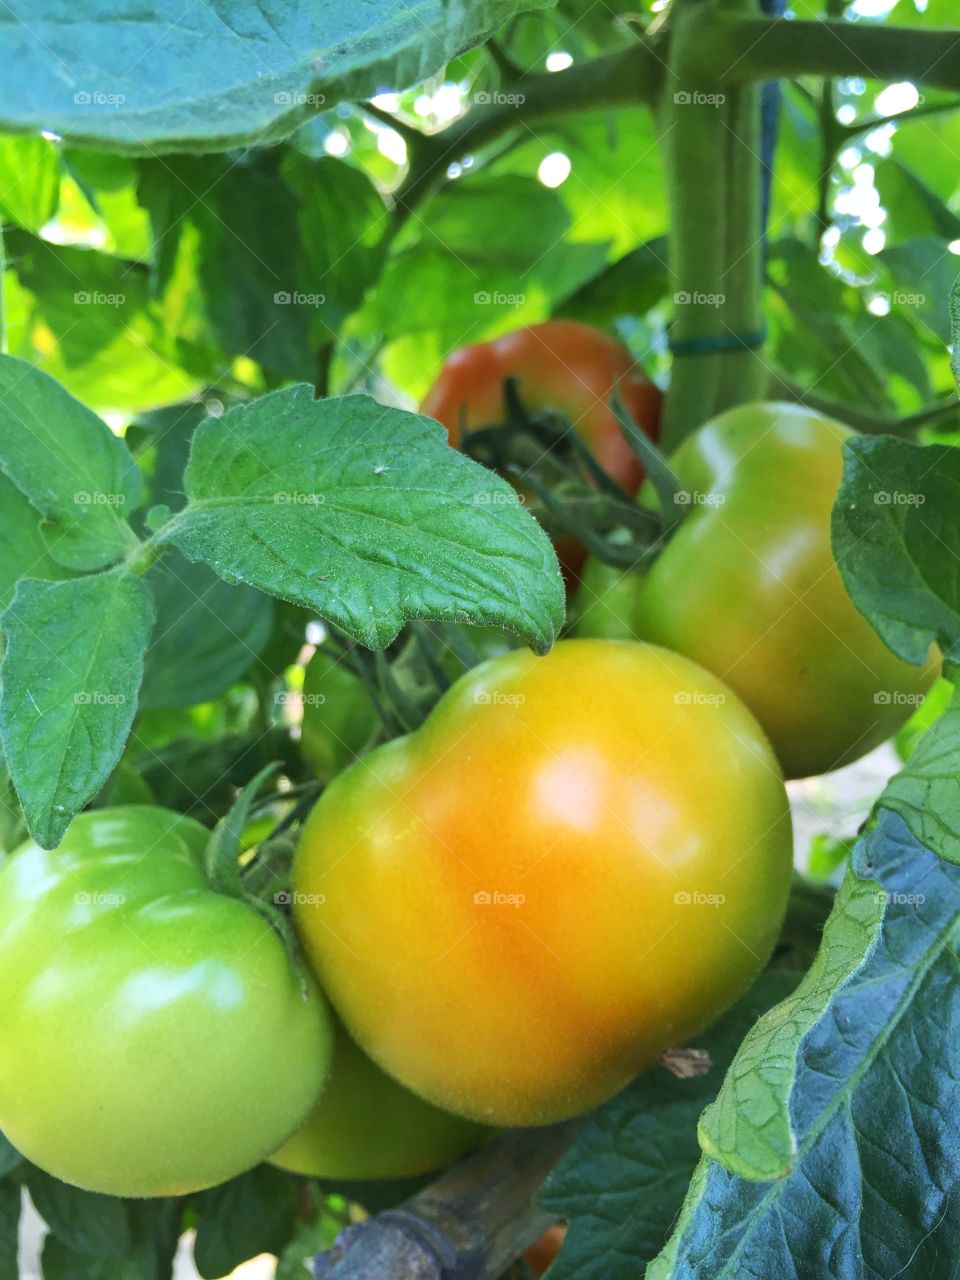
[838, 97, 960, 140]
[766, 373, 960, 434]
[703, 17, 960, 93]
[814, 77, 838, 249]
[394, 42, 665, 218]
[660, 0, 766, 448]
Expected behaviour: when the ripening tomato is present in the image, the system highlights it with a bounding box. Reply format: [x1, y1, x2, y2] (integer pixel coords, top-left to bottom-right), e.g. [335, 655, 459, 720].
[0, 806, 333, 1196]
[421, 321, 663, 578]
[293, 640, 792, 1127]
[575, 403, 940, 778]
[269, 1017, 488, 1180]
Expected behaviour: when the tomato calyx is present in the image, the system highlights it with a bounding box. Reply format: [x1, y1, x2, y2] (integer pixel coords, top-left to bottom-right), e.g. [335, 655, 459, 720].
[460, 375, 670, 569]
[203, 762, 315, 999]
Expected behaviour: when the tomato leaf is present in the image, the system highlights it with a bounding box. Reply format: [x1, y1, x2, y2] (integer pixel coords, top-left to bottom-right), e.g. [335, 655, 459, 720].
[0, 134, 60, 232]
[881, 681, 960, 865]
[136, 153, 387, 377]
[0, 572, 154, 848]
[0, 355, 140, 570]
[193, 1167, 298, 1280]
[158, 386, 564, 653]
[0, 0, 552, 153]
[37, 1199, 181, 1280]
[25, 1168, 132, 1258]
[832, 435, 960, 666]
[0, 1180, 19, 1279]
[0, 471, 71, 611]
[0, 1134, 21, 1177]
[140, 553, 274, 710]
[648, 810, 960, 1279]
[538, 970, 802, 1279]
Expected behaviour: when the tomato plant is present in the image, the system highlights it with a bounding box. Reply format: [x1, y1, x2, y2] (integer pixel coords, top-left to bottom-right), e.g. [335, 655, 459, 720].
[0, 807, 333, 1198]
[0, 2, 957, 1277]
[294, 640, 793, 1126]
[576, 403, 941, 778]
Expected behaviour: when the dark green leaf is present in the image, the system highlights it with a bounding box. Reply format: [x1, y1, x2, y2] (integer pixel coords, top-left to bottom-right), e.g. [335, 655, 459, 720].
[0, 1180, 19, 1278]
[650, 810, 960, 1279]
[0, 571, 154, 847]
[0, 0, 552, 153]
[138, 152, 386, 378]
[0, 354, 139, 570]
[193, 1167, 297, 1279]
[539, 971, 802, 1279]
[159, 386, 564, 652]
[555, 237, 670, 326]
[0, 1133, 22, 1176]
[26, 1168, 131, 1257]
[767, 238, 929, 413]
[360, 175, 609, 390]
[39, 1199, 180, 1280]
[880, 236, 957, 344]
[126, 402, 210, 517]
[832, 435, 960, 665]
[0, 471, 71, 610]
[140, 552, 273, 709]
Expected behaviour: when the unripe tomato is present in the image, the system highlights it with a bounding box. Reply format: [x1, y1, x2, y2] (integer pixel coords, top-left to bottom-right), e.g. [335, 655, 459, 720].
[0, 806, 333, 1197]
[576, 403, 939, 778]
[300, 649, 378, 782]
[269, 1018, 488, 1180]
[294, 640, 792, 1127]
[421, 321, 662, 578]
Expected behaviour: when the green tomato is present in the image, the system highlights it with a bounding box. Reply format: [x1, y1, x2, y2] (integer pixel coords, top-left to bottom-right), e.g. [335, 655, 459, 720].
[0, 806, 333, 1197]
[269, 1018, 489, 1180]
[300, 650, 378, 782]
[576, 403, 939, 779]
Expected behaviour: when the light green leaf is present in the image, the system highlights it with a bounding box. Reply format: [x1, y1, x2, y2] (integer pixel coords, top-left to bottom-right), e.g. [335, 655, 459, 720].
[0, 571, 154, 847]
[0, 354, 139, 569]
